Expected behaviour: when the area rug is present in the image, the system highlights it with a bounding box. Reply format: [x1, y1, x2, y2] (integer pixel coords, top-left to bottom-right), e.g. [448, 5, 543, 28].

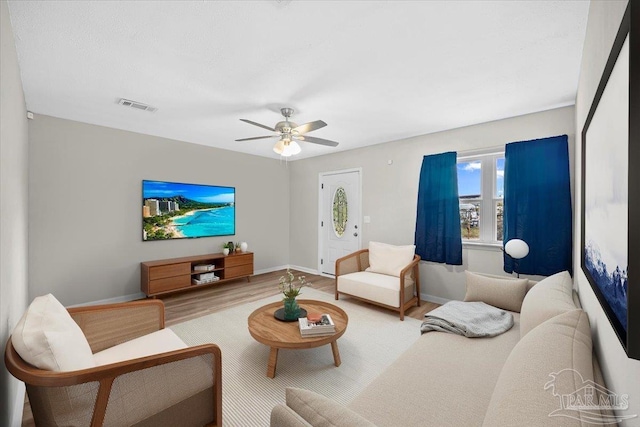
[170, 288, 422, 426]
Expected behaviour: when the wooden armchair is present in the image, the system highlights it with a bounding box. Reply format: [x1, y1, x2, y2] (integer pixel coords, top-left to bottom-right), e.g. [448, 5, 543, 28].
[5, 299, 222, 427]
[335, 249, 421, 320]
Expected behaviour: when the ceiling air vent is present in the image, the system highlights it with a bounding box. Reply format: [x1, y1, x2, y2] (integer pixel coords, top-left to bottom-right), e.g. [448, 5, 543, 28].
[118, 98, 157, 112]
[270, 0, 292, 7]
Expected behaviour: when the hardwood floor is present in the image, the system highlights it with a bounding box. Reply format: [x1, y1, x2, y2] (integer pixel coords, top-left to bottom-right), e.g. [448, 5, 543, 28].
[162, 269, 439, 326]
[21, 268, 438, 426]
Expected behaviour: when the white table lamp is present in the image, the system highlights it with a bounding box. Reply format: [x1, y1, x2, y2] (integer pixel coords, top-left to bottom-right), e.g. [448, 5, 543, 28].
[504, 239, 529, 278]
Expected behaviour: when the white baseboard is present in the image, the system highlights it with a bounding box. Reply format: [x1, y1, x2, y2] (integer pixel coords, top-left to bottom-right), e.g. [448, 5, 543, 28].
[254, 265, 289, 275]
[66, 265, 321, 309]
[67, 291, 146, 308]
[11, 382, 25, 427]
[288, 265, 319, 275]
[254, 265, 320, 276]
[420, 293, 452, 305]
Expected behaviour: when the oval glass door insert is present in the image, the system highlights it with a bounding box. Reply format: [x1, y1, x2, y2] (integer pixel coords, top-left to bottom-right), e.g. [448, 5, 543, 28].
[332, 187, 348, 237]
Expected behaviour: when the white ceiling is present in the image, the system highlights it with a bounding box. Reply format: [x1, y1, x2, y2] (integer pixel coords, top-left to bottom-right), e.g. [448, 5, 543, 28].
[7, 0, 589, 160]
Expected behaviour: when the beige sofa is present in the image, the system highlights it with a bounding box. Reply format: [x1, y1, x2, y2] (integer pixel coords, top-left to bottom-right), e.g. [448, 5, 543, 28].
[271, 271, 606, 427]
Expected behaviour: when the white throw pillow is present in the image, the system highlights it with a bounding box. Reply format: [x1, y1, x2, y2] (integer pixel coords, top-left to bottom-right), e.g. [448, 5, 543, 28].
[286, 388, 376, 427]
[520, 271, 576, 338]
[368, 241, 416, 277]
[12, 294, 95, 371]
[464, 271, 528, 312]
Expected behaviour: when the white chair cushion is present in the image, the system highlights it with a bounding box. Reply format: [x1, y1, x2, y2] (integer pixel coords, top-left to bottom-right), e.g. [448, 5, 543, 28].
[93, 328, 187, 366]
[94, 328, 213, 427]
[368, 241, 415, 277]
[338, 271, 414, 308]
[11, 294, 95, 371]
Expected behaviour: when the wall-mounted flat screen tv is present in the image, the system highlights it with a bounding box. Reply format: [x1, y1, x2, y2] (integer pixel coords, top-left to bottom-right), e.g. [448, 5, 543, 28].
[142, 180, 235, 241]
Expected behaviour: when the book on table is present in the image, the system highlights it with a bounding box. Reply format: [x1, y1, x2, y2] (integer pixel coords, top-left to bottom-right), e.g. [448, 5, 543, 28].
[298, 314, 335, 337]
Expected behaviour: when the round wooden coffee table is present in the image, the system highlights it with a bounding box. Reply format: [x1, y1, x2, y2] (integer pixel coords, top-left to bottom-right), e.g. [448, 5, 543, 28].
[248, 299, 348, 378]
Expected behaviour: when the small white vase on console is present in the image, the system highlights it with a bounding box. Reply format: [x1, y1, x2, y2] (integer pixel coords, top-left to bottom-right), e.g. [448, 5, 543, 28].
[240, 242, 248, 252]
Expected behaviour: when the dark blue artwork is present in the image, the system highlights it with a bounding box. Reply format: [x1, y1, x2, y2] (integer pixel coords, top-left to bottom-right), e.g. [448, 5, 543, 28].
[584, 242, 628, 331]
[582, 32, 629, 340]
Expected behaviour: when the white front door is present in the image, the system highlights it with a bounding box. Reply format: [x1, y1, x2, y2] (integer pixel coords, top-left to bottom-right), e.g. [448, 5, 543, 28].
[319, 170, 361, 275]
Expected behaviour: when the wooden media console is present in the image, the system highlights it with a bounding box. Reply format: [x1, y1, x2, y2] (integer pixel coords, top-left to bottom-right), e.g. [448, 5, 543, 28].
[141, 252, 253, 297]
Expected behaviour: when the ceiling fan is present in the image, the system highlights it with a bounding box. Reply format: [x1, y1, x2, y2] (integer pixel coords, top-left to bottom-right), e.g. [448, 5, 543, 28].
[236, 107, 339, 157]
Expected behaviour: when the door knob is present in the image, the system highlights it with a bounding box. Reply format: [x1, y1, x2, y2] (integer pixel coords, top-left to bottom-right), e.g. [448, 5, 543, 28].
[353, 232, 358, 237]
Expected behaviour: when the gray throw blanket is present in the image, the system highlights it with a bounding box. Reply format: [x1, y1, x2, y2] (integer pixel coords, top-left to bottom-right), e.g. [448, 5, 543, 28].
[420, 301, 513, 337]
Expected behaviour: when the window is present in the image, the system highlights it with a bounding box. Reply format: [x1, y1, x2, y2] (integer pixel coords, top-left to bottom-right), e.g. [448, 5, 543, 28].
[457, 152, 504, 243]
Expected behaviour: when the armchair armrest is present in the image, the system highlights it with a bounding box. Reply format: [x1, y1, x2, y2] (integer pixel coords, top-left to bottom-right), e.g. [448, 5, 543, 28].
[336, 249, 369, 276]
[399, 255, 421, 307]
[399, 254, 421, 281]
[5, 339, 223, 427]
[69, 299, 165, 353]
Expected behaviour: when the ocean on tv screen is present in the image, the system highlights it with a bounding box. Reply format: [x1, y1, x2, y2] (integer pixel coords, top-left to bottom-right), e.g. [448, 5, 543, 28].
[142, 180, 235, 240]
[174, 206, 235, 237]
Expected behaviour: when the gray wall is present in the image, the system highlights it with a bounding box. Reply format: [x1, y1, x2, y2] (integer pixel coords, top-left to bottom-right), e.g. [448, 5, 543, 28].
[574, 1, 640, 423]
[28, 115, 290, 305]
[0, 0, 29, 425]
[289, 106, 575, 301]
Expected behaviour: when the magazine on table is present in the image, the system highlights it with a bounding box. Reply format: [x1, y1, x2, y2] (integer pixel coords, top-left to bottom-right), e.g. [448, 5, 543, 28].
[298, 314, 335, 336]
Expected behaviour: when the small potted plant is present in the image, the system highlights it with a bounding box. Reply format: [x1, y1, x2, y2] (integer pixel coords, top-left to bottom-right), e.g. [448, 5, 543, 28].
[278, 269, 309, 320]
[222, 242, 231, 256]
[235, 242, 242, 253]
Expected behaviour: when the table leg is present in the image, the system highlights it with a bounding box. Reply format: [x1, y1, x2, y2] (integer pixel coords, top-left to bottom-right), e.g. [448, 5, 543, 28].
[267, 347, 279, 378]
[331, 341, 341, 367]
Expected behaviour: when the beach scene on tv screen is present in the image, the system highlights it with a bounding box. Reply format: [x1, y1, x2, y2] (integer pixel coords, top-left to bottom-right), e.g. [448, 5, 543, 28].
[143, 180, 235, 240]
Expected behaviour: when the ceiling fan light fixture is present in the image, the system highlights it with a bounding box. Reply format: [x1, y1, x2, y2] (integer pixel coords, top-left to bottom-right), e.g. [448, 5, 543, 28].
[239, 107, 339, 157]
[273, 139, 285, 155]
[274, 139, 301, 157]
[281, 140, 301, 157]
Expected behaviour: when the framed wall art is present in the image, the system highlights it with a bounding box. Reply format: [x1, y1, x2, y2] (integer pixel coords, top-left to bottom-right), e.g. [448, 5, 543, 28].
[581, 2, 639, 360]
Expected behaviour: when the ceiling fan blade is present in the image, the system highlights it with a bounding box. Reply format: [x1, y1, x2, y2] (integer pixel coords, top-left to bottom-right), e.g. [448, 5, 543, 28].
[298, 135, 339, 147]
[240, 119, 276, 132]
[235, 135, 278, 142]
[293, 120, 327, 134]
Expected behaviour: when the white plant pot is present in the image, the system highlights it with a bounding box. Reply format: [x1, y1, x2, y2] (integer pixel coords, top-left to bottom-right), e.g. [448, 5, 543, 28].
[240, 242, 248, 252]
[223, 248, 230, 256]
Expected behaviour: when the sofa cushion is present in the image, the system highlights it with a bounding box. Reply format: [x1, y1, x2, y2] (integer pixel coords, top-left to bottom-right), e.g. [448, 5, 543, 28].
[349, 314, 522, 426]
[271, 404, 313, 427]
[93, 328, 187, 366]
[286, 388, 376, 427]
[11, 294, 95, 371]
[464, 271, 528, 312]
[367, 241, 415, 277]
[520, 271, 575, 337]
[337, 271, 414, 308]
[482, 309, 595, 427]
